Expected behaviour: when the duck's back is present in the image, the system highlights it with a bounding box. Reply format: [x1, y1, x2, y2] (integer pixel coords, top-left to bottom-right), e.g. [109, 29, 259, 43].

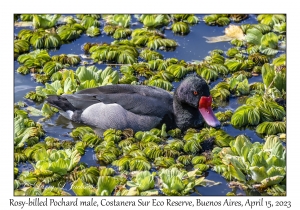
[47, 84, 175, 132]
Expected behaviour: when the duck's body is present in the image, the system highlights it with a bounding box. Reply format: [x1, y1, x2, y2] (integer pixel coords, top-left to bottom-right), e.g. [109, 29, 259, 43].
[46, 75, 220, 132]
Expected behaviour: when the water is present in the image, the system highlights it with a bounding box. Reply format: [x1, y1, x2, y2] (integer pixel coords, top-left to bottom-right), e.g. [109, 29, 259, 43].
[14, 14, 264, 195]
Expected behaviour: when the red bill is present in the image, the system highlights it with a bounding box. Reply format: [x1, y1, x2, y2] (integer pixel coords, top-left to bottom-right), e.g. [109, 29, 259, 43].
[199, 96, 221, 127]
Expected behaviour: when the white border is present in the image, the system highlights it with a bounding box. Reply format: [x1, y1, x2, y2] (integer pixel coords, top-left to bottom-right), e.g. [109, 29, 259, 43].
[2, 0, 299, 209]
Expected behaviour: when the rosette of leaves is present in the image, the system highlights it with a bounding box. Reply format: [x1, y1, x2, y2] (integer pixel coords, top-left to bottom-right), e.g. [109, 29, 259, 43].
[248, 53, 269, 66]
[112, 155, 151, 171]
[262, 63, 286, 92]
[14, 108, 44, 148]
[86, 26, 101, 37]
[14, 39, 30, 58]
[52, 54, 81, 66]
[140, 49, 163, 61]
[177, 155, 192, 166]
[166, 64, 190, 80]
[95, 142, 120, 165]
[89, 43, 138, 64]
[103, 14, 131, 28]
[17, 49, 51, 69]
[71, 175, 119, 196]
[245, 28, 279, 56]
[32, 14, 61, 29]
[75, 66, 119, 91]
[256, 121, 286, 135]
[146, 78, 173, 91]
[80, 16, 100, 30]
[20, 14, 33, 21]
[199, 127, 234, 147]
[138, 14, 170, 29]
[75, 166, 100, 185]
[215, 110, 233, 122]
[131, 28, 177, 50]
[227, 74, 250, 96]
[57, 23, 85, 42]
[224, 57, 255, 73]
[31, 148, 81, 184]
[32, 29, 62, 49]
[127, 171, 157, 194]
[76, 14, 101, 20]
[158, 168, 204, 196]
[241, 23, 272, 35]
[213, 135, 286, 193]
[226, 47, 240, 58]
[229, 14, 249, 22]
[171, 14, 199, 25]
[154, 157, 176, 168]
[35, 71, 77, 98]
[203, 14, 230, 26]
[211, 82, 230, 102]
[257, 14, 286, 28]
[42, 61, 63, 76]
[231, 95, 286, 128]
[121, 62, 153, 78]
[273, 22, 286, 34]
[171, 22, 190, 35]
[70, 126, 102, 148]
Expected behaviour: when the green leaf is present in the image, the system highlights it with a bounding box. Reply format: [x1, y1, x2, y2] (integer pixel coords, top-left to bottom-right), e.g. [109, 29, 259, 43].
[256, 121, 286, 135]
[71, 178, 95, 196]
[231, 105, 260, 127]
[250, 166, 268, 182]
[171, 22, 190, 34]
[261, 32, 278, 49]
[86, 26, 101, 37]
[245, 28, 263, 45]
[228, 165, 246, 182]
[96, 176, 118, 196]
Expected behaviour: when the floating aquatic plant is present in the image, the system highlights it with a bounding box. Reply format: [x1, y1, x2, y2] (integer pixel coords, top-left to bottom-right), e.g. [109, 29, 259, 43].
[14, 39, 30, 58]
[262, 63, 286, 92]
[245, 28, 279, 56]
[18, 49, 51, 69]
[127, 171, 156, 192]
[138, 14, 170, 29]
[57, 23, 85, 41]
[203, 14, 230, 26]
[215, 110, 233, 122]
[229, 14, 249, 22]
[213, 135, 286, 193]
[86, 26, 101, 37]
[131, 28, 177, 50]
[257, 14, 286, 27]
[158, 168, 205, 196]
[256, 121, 286, 135]
[89, 43, 138, 64]
[140, 49, 163, 61]
[171, 22, 190, 35]
[51, 54, 81, 66]
[76, 66, 119, 91]
[231, 95, 286, 128]
[14, 108, 44, 148]
[32, 15, 61, 29]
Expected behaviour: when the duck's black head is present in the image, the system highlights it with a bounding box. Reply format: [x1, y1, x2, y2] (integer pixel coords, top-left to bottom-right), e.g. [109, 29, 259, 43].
[174, 75, 220, 128]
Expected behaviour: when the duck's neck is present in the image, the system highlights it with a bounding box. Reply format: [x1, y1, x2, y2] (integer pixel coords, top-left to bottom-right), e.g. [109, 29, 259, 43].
[173, 97, 204, 130]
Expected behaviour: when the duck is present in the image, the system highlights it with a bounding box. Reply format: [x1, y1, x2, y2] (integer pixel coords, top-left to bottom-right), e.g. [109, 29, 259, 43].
[46, 74, 220, 133]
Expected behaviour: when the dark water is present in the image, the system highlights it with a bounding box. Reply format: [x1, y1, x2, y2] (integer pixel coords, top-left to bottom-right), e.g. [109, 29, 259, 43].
[14, 14, 261, 195]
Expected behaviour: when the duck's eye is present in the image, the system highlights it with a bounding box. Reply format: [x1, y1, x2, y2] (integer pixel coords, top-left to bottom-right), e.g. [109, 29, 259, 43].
[193, 91, 198, 95]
